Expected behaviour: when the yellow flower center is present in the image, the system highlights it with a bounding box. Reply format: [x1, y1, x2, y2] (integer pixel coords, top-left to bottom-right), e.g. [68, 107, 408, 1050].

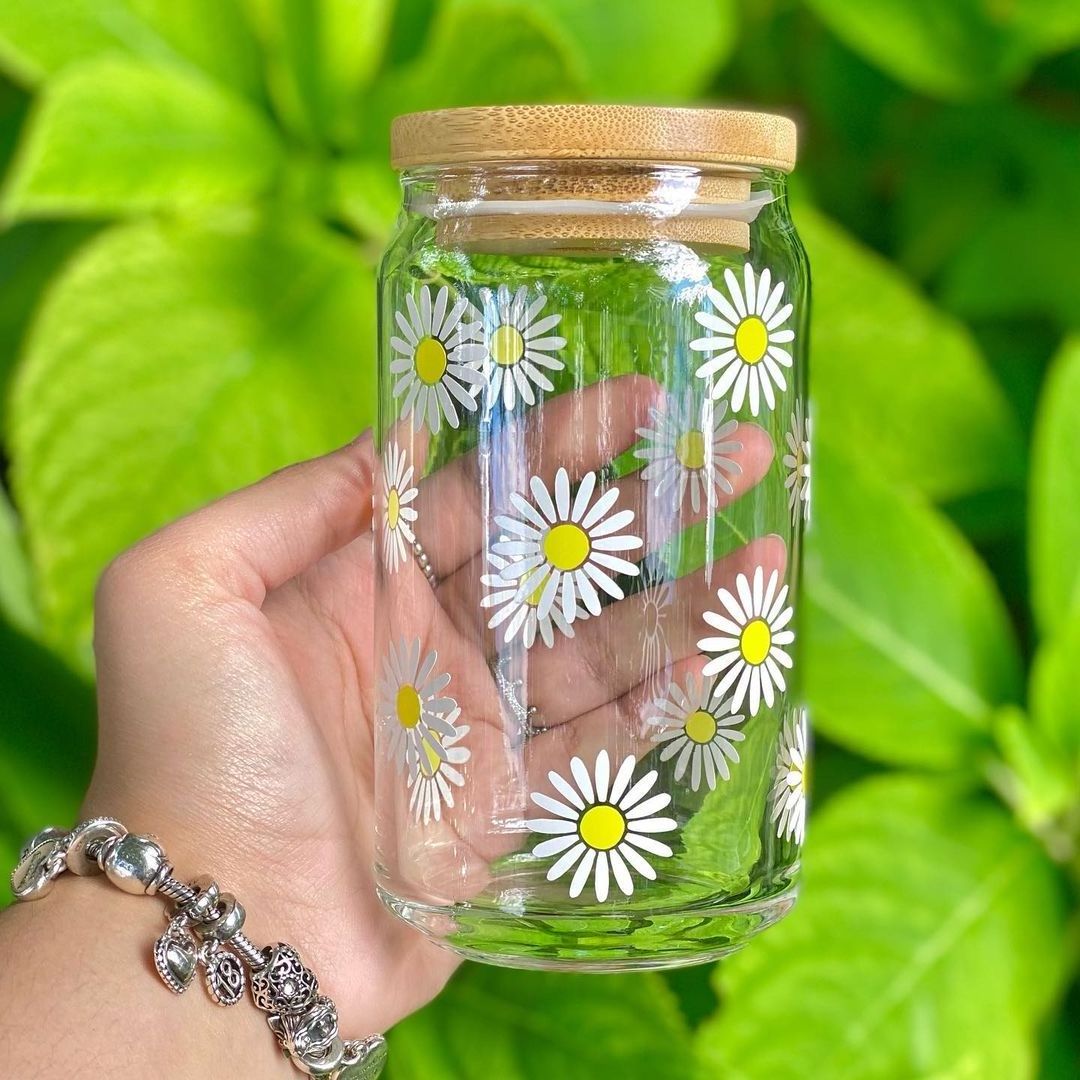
[491, 324, 525, 367]
[387, 487, 401, 530]
[739, 617, 772, 665]
[414, 336, 448, 385]
[734, 315, 768, 364]
[395, 684, 422, 729]
[418, 734, 442, 779]
[578, 804, 626, 851]
[543, 522, 591, 571]
[684, 709, 718, 745]
[675, 429, 706, 470]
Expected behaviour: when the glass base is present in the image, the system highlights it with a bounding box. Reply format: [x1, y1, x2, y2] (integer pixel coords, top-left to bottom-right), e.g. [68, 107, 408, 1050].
[377, 880, 798, 972]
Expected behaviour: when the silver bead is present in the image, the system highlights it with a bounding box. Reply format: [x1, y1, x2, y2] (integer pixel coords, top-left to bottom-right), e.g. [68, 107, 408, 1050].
[197, 892, 245, 941]
[250, 943, 319, 1015]
[175, 874, 221, 922]
[10, 837, 66, 901]
[272, 996, 339, 1060]
[19, 826, 67, 863]
[295, 1035, 345, 1077]
[66, 817, 126, 876]
[103, 833, 170, 895]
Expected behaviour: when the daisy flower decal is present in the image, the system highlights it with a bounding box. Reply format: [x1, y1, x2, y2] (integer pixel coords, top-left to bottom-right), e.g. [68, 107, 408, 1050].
[634, 389, 743, 513]
[647, 673, 746, 792]
[408, 709, 470, 825]
[479, 284, 566, 411]
[377, 637, 459, 773]
[636, 554, 674, 697]
[772, 707, 808, 844]
[691, 263, 795, 416]
[527, 750, 677, 902]
[698, 566, 795, 717]
[493, 467, 642, 623]
[783, 401, 811, 526]
[480, 551, 587, 649]
[379, 442, 419, 574]
[390, 284, 487, 434]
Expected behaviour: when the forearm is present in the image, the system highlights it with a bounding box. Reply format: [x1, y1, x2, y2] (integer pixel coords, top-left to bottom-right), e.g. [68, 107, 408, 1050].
[0, 879, 293, 1079]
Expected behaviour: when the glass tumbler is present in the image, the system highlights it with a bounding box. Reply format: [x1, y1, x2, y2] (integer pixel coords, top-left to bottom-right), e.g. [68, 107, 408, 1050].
[373, 106, 810, 970]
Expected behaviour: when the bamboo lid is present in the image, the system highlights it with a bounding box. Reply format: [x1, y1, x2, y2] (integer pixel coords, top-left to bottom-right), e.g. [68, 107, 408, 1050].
[391, 105, 797, 172]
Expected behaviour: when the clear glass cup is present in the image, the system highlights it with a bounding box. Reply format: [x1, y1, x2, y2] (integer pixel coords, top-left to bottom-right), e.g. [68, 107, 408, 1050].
[373, 106, 810, 970]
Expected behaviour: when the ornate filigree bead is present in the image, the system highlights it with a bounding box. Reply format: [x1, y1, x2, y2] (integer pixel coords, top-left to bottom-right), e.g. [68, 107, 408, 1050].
[268, 996, 340, 1060]
[251, 943, 319, 1015]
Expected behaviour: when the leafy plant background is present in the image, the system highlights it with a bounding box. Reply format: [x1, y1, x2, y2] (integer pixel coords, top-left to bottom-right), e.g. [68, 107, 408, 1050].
[0, 1, 1078, 1076]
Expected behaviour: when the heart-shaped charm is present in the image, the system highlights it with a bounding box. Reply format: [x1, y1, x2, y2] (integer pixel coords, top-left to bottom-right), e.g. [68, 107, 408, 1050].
[339, 1035, 388, 1080]
[204, 946, 246, 1007]
[153, 930, 198, 994]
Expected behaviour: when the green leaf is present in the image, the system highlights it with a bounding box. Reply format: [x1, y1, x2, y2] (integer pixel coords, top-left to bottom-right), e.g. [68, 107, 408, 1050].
[798, 203, 1024, 501]
[529, 0, 738, 100]
[1031, 599, 1080, 774]
[0, 615, 95, 838]
[358, 0, 581, 156]
[2, 58, 283, 220]
[388, 965, 696, 1080]
[698, 774, 1070, 1079]
[1029, 336, 1080, 636]
[0, 486, 38, 636]
[802, 0, 1080, 100]
[330, 156, 401, 242]
[243, 0, 393, 147]
[921, 107, 1080, 326]
[805, 443, 1022, 769]
[0, 221, 96, 396]
[9, 212, 376, 670]
[988, 705, 1077, 841]
[0, 0, 262, 97]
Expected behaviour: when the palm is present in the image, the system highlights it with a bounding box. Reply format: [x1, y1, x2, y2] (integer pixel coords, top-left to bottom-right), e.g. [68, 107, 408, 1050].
[225, 527, 460, 1028]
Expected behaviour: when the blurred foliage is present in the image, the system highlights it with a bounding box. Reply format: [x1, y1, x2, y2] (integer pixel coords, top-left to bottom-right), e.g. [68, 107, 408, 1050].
[0, 1, 1077, 1077]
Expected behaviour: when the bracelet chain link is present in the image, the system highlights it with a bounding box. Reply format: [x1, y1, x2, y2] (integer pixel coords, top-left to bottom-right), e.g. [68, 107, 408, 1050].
[10, 818, 387, 1080]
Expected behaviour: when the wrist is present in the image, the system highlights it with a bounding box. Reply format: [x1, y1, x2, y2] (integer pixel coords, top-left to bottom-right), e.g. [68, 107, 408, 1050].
[0, 875, 292, 1079]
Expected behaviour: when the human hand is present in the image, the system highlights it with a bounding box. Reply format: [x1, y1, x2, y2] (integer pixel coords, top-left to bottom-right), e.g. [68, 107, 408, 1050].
[78, 374, 780, 1041]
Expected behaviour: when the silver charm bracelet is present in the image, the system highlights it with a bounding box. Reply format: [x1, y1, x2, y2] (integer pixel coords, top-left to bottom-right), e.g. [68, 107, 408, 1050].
[10, 817, 387, 1080]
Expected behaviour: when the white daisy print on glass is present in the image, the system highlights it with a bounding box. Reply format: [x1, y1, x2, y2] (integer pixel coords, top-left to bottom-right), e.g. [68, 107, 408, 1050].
[691, 263, 795, 416]
[783, 401, 811, 526]
[634, 389, 743, 513]
[527, 750, 677, 902]
[390, 284, 487, 434]
[698, 565, 795, 717]
[380, 441, 419, 574]
[377, 637, 459, 774]
[480, 551, 587, 649]
[637, 554, 674, 694]
[772, 707, 808, 844]
[647, 673, 747, 792]
[408, 708, 470, 826]
[493, 467, 642, 624]
[479, 284, 566, 412]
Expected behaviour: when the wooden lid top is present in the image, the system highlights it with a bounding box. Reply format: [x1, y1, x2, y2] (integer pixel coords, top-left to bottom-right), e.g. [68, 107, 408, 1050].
[391, 105, 797, 172]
